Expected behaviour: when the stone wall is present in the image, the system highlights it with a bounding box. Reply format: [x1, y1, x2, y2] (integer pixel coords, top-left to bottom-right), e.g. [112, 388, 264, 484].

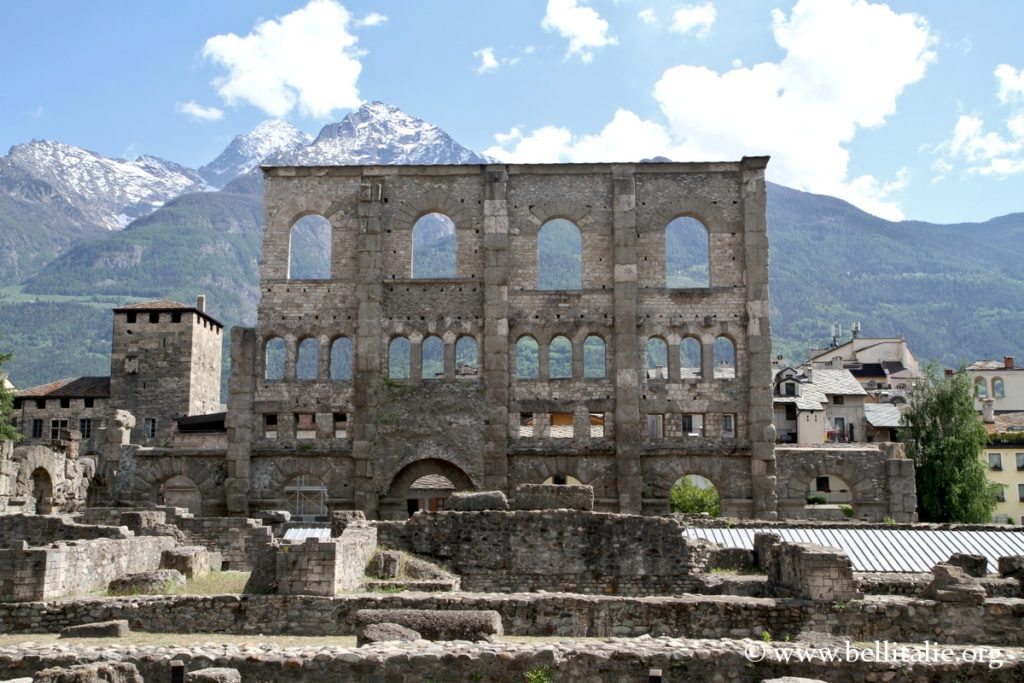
[768, 541, 860, 602]
[0, 535, 176, 602]
[375, 509, 709, 594]
[276, 526, 377, 595]
[0, 515, 129, 546]
[0, 438, 90, 515]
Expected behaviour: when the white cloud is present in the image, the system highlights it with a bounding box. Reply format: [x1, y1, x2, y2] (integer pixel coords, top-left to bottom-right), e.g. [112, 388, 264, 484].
[355, 12, 387, 27]
[638, 8, 657, 24]
[493, 0, 933, 220]
[541, 0, 618, 63]
[474, 47, 500, 74]
[176, 100, 225, 122]
[670, 3, 716, 38]
[995, 64, 1024, 104]
[202, 0, 362, 118]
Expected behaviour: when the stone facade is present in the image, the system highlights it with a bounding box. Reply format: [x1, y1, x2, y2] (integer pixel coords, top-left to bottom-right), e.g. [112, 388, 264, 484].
[276, 526, 377, 595]
[0, 436, 91, 515]
[224, 160, 776, 520]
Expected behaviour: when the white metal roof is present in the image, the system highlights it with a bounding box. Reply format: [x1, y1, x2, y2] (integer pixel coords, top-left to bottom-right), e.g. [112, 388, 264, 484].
[685, 526, 1024, 573]
[283, 527, 332, 542]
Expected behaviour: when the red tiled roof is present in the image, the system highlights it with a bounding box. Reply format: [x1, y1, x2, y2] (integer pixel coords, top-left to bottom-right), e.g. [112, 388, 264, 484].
[16, 376, 111, 399]
[984, 412, 1024, 435]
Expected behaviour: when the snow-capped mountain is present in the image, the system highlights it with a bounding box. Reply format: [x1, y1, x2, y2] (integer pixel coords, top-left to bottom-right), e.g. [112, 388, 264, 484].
[5, 141, 206, 230]
[286, 102, 489, 166]
[198, 120, 312, 188]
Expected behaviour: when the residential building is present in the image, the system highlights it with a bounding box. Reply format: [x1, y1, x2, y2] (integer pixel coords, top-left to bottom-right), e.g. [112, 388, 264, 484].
[805, 334, 922, 404]
[980, 411, 1024, 525]
[969, 356, 1024, 414]
[772, 367, 868, 444]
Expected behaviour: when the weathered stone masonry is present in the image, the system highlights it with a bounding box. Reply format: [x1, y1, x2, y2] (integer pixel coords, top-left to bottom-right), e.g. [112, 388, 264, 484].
[225, 160, 775, 519]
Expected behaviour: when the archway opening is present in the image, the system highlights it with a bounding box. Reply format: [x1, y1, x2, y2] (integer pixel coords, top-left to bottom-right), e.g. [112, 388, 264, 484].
[542, 474, 583, 486]
[805, 474, 853, 505]
[264, 337, 285, 381]
[284, 475, 328, 521]
[289, 215, 332, 279]
[296, 338, 318, 380]
[30, 467, 53, 514]
[455, 336, 479, 376]
[669, 474, 720, 516]
[161, 474, 202, 514]
[412, 213, 456, 278]
[665, 216, 709, 287]
[388, 459, 474, 518]
[646, 337, 668, 379]
[422, 335, 444, 379]
[537, 219, 582, 289]
[515, 336, 539, 379]
[408, 474, 455, 515]
[330, 337, 353, 380]
[549, 335, 572, 379]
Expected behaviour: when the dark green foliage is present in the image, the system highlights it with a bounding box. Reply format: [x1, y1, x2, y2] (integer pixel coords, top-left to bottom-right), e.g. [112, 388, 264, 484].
[0, 349, 20, 441]
[989, 432, 1024, 446]
[289, 216, 331, 279]
[666, 216, 709, 287]
[537, 219, 581, 289]
[899, 366, 999, 523]
[670, 475, 720, 515]
[0, 302, 112, 387]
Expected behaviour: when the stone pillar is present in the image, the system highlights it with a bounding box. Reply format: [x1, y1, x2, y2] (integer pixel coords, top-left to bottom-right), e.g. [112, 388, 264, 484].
[352, 175, 386, 518]
[443, 340, 456, 380]
[667, 342, 680, 383]
[611, 167, 643, 514]
[225, 327, 256, 515]
[482, 167, 510, 491]
[741, 156, 777, 520]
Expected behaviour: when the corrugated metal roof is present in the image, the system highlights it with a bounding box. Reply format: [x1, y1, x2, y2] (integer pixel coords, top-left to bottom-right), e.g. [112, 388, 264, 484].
[283, 527, 332, 542]
[684, 526, 1024, 573]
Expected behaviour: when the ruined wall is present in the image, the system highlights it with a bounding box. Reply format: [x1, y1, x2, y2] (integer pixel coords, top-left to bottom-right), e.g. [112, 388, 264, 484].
[276, 526, 377, 595]
[0, 515, 129, 546]
[225, 160, 775, 519]
[375, 510, 710, 594]
[0, 439, 90, 514]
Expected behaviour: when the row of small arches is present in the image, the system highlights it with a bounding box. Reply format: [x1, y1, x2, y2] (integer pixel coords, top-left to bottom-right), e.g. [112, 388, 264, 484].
[287, 213, 711, 288]
[975, 376, 1006, 399]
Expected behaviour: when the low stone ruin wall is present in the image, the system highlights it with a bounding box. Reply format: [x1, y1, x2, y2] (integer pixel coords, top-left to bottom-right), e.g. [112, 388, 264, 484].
[277, 526, 377, 596]
[0, 535, 177, 602]
[768, 541, 860, 601]
[0, 514, 130, 546]
[375, 510, 709, 595]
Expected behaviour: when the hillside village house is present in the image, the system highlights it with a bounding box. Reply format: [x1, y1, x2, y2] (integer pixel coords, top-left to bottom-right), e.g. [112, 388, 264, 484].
[970, 356, 1022, 414]
[805, 335, 922, 403]
[980, 408, 1024, 525]
[772, 366, 868, 444]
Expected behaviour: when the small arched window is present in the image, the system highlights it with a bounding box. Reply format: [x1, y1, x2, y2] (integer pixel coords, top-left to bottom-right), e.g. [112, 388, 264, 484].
[296, 338, 318, 380]
[389, 337, 411, 379]
[583, 335, 606, 379]
[411, 213, 456, 278]
[537, 219, 582, 290]
[646, 337, 668, 379]
[549, 335, 572, 379]
[264, 337, 285, 381]
[455, 336, 479, 376]
[422, 335, 444, 380]
[329, 337, 353, 380]
[713, 336, 735, 379]
[993, 377, 1005, 399]
[680, 336, 702, 379]
[666, 216, 709, 288]
[516, 336, 539, 379]
[289, 215, 331, 279]
[975, 377, 988, 399]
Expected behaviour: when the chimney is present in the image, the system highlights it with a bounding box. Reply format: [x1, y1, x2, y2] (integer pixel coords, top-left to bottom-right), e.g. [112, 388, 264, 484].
[982, 399, 995, 424]
[196, 294, 206, 313]
[943, 368, 954, 378]
[1005, 355, 1015, 370]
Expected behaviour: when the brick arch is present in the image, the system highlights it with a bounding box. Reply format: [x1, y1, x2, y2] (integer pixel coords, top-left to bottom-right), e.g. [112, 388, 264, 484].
[649, 200, 722, 234]
[388, 193, 475, 232]
[386, 458, 476, 499]
[523, 200, 594, 234]
[264, 459, 344, 499]
[644, 457, 751, 503]
[516, 458, 617, 498]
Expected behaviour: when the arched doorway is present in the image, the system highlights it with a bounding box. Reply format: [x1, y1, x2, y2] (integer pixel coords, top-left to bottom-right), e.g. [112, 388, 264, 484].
[669, 474, 721, 516]
[284, 475, 328, 521]
[30, 467, 53, 514]
[805, 474, 853, 505]
[160, 475, 202, 514]
[386, 459, 474, 518]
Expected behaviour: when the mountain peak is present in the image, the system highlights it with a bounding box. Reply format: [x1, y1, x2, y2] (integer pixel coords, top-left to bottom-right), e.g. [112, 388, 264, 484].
[198, 120, 312, 188]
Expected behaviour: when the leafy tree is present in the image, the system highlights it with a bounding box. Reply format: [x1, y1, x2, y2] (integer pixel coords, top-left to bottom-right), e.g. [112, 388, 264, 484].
[0, 349, 21, 442]
[899, 365, 997, 523]
[670, 475, 720, 516]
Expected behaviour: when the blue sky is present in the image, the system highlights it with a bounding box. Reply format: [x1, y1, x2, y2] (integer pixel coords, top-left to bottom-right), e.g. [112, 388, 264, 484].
[2, 0, 1023, 223]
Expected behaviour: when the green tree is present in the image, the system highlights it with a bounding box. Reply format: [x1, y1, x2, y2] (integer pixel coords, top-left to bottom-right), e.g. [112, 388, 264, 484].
[670, 475, 721, 516]
[0, 350, 21, 442]
[899, 365, 997, 523]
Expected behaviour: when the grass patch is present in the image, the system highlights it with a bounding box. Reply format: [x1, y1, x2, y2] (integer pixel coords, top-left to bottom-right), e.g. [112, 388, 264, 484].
[105, 571, 250, 597]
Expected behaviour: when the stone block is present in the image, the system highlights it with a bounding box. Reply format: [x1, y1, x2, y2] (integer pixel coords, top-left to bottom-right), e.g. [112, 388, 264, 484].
[58, 620, 130, 639]
[184, 668, 242, 683]
[369, 550, 403, 579]
[254, 510, 291, 525]
[32, 662, 142, 682]
[708, 547, 756, 572]
[108, 569, 185, 595]
[330, 510, 367, 537]
[947, 552, 988, 578]
[356, 621, 422, 647]
[161, 546, 211, 579]
[355, 608, 503, 642]
[922, 563, 986, 605]
[998, 555, 1024, 580]
[511, 484, 594, 511]
[243, 541, 280, 594]
[444, 490, 509, 511]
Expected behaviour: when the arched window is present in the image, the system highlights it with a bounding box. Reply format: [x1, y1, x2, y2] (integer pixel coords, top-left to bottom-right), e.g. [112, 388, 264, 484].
[666, 216, 710, 287]
[389, 337, 411, 379]
[422, 335, 444, 380]
[296, 338, 318, 380]
[411, 213, 456, 278]
[549, 335, 572, 379]
[713, 336, 735, 379]
[455, 336, 479, 376]
[516, 336, 539, 379]
[289, 215, 331, 279]
[680, 336, 702, 379]
[329, 337, 353, 380]
[975, 377, 988, 399]
[583, 335, 606, 379]
[647, 337, 668, 379]
[264, 337, 285, 381]
[993, 377, 1005, 399]
[537, 219, 582, 290]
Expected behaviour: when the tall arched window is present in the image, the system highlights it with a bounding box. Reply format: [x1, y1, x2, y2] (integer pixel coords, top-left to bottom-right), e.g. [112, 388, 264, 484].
[296, 338, 318, 380]
[537, 219, 582, 290]
[993, 377, 1005, 399]
[289, 215, 331, 279]
[411, 213, 456, 278]
[549, 335, 572, 379]
[389, 337, 411, 379]
[265, 337, 285, 381]
[516, 336, 539, 379]
[455, 336, 479, 376]
[714, 336, 735, 379]
[583, 335, 606, 379]
[329, 337, 353, 380]
[680, 336, 702, 379]
[422, 335, 444, 380]
[666, 216, 709, 288]
[975, 377, 988, 399]
[647, 337, 668, 379]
